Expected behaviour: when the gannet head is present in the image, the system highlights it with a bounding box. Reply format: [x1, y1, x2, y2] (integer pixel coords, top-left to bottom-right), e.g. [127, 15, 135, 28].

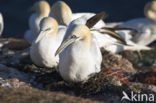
[30, 1, 51, 17]
[35, 17, 58, 43]
[51, 1, 72, 26]
[55, 24, 91, 56]
[144, 1, 156, 22]
[40, 17, 58, 34]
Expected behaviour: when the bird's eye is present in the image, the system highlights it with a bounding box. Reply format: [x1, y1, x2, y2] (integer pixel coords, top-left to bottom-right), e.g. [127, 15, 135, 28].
[45, 28, 51, 31]
[71, 35, 77, 38]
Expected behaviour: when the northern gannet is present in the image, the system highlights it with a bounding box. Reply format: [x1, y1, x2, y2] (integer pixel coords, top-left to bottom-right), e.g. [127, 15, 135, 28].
[50, 1, 105, 28]
[24, 1, 51, 44]
[55, 24, 102, 82]
[51, 1, 151, 53]
[30, 17, 66, 68]
[24, 30, 33, 44]
[0, 13, 4, 36]
[67, 13, 151, 53]
[92, 27, 151, 53]
[118, 1, 156, 45]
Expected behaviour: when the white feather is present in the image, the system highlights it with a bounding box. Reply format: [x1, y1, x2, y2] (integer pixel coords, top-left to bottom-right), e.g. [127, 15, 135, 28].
[0, 13, 4, 36]
[118, 18, 156, 45]
[59, 29, 102, 82]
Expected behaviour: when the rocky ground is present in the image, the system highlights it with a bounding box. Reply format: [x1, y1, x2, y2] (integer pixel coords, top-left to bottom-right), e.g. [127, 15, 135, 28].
[0, 38, 156, 103]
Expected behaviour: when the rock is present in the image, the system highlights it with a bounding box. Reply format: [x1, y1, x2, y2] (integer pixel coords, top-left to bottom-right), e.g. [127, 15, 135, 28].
[0, 38, 156, 103]
[101, 49, 136, 73]
[120, 47, 156, 72]
[128, 82, 156, 94]
[0, 37, 30, 50]
[0, 64, 33, 88]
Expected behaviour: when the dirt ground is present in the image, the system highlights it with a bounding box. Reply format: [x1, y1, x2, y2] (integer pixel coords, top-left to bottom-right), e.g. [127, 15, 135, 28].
[0, 40, 156, 103]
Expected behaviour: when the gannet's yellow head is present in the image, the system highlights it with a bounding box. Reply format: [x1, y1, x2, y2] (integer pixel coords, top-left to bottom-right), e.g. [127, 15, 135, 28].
[40, 17, 58, 35]
[30, 1, 51, 17]
[69, 24, 91, 45]
[51, 1, 72, 26]
[144, 1, 156, 22]
[55, 24, 91, 56]
[35, 17, 58, 43]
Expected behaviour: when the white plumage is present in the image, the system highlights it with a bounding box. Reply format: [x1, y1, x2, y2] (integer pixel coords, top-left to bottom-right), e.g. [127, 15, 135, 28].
[24, 1, 51, 44]
[55, 24, 102, 82]
[118, 1, 156, 45]
[50, 1, 151, 53]
[50, 1, 105, 28]
[0, 13, 4, 36]
[30, 17, 66, 68]
[69, 17, 151, 53]
[24, 30, 33, 44]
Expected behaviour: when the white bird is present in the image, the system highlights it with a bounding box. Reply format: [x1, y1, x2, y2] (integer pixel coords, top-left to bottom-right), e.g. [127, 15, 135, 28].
[24, 30, 33, 44]
[24, 1, 51, 44]
[30, 17, 66, 68]
[0, 13, 4, 36]
[55, 24, 102, 82]
[50, 1, 105, 28]
[92, 27, 151, 53]
[117, 1, 156, 45]
[50, 1, 151, 53]
[67, 14, 151, 53]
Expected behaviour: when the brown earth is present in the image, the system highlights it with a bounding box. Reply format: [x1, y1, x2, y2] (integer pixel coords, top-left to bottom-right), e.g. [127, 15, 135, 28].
[0, 44, 156, 103]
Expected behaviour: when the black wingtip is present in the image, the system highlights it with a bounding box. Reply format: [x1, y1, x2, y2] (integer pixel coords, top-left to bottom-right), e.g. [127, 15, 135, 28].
[101, 27, 139, 37]
[86, 12, 108, 29]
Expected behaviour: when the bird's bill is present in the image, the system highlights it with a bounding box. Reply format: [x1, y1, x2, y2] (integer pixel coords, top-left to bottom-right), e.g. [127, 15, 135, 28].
[35, 30, 46, 43]
[55, 37, 77, 56]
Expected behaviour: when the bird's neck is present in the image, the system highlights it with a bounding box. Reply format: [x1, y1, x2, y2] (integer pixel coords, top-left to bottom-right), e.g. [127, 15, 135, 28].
[82, 34, 91, 47]
[48, 32, 57, 39]
[79, 39, 91, 51]
[71, 42, 90, 55]
[38, 10, 50, 17]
